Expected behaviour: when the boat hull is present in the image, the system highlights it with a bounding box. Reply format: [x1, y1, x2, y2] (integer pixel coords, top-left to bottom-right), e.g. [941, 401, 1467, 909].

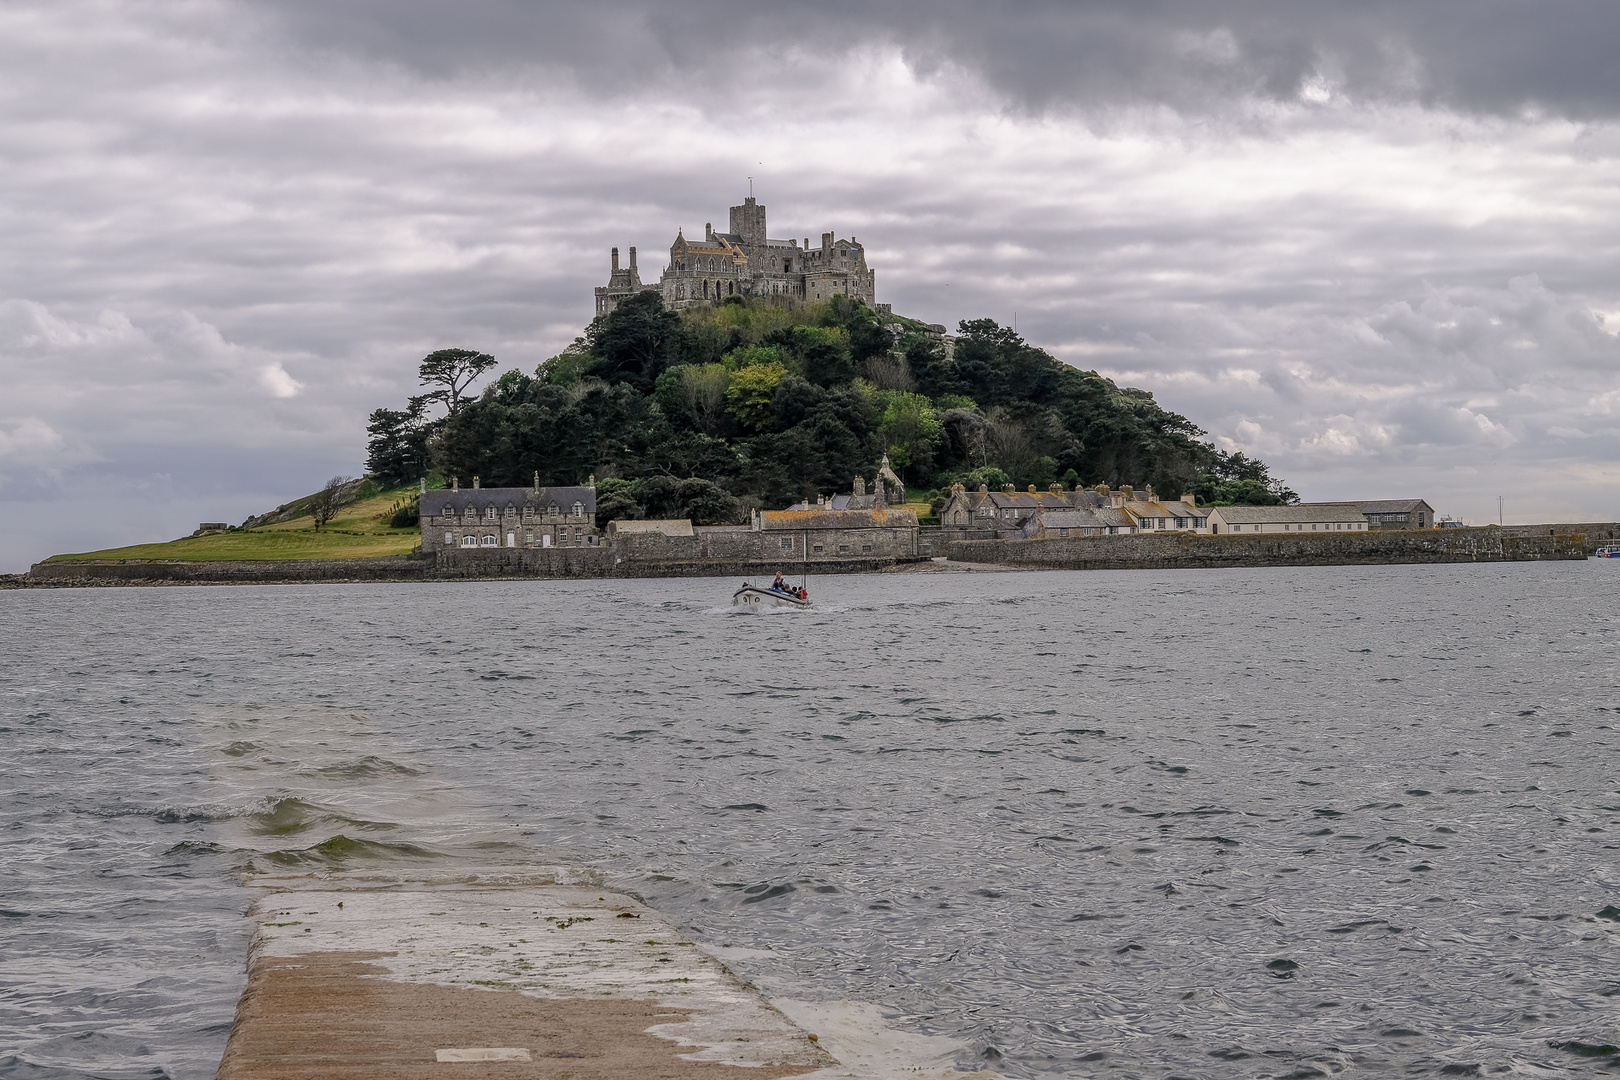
[732, 584, 812, 609]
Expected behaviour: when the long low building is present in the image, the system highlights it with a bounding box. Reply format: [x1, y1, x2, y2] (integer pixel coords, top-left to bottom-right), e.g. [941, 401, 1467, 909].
[1206, 503, 1369, 535]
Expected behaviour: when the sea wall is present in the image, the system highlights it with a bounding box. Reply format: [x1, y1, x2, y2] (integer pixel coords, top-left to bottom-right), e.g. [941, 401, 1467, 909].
[25, 555, 430, 585]
[945, 527, 1587, 571]
[1498, 522, 1618, 552]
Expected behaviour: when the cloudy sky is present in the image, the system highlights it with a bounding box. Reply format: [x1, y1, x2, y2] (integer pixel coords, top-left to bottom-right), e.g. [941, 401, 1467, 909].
[3, 1, 1619, 569]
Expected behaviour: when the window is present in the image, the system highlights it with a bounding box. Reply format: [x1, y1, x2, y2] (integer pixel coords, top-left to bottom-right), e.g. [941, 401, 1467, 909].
[460, 535, 478, 548]
[838, 544, 850, 553]
[485, 506, 496, 520]
[1233, 525, 1242, 532]
[504, 505, 515, 519]
[444, 532, 453, 544]
[862, 544, 872, 553]
[572, 501, 583, 518]
[480, 534, 497, 546]
[525, 529, 534, 543]
[779, 538, 792, 549]
[524, 506, 533, 521]
[548, 503, 559, 517]
[1059, 528, 1070, 538]
[1175, 517, 1187, 529]
[812, 544, 823, 553]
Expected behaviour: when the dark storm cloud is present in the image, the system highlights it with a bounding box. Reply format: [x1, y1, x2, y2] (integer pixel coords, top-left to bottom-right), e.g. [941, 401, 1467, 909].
[253, 0, 1620, 117]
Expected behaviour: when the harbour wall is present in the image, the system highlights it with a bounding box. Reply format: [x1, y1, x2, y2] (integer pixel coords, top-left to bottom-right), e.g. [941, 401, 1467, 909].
[945, 527, 1588, 571]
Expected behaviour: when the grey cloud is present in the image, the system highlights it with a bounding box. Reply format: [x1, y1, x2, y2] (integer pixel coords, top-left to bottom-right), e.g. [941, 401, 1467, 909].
[250, 0, 1620, 117]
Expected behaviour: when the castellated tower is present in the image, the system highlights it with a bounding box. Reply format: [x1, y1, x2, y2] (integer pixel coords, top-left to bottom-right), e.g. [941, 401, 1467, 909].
[594, 195, 882, 316]
[728, 197, 768, 262]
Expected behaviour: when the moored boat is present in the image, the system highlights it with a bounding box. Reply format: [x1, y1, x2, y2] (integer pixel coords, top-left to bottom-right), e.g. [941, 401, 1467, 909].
[1597, 544, 1620, 558]
[732, 583, 813, 609]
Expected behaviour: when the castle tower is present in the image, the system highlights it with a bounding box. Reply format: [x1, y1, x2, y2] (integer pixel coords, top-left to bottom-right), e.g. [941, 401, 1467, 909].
[594, 244, 644, 317]
[729, 197, 767, 261]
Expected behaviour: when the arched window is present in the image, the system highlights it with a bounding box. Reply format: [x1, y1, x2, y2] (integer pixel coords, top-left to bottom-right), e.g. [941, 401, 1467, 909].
[460, 535, 478, 548]
[480, 534, 497, 546]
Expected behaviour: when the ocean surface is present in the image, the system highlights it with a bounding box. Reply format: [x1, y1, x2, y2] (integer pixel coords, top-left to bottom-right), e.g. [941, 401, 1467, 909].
[2, 563, 1618, 1079]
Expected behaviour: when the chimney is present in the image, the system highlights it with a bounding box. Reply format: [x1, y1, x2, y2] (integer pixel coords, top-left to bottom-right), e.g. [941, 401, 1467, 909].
[705, 222, 713, 241]
[1181, 492, 1196, 506]
[1110, 490, 1125, 508]
[452, 476, 459, 492]
[1027, 485, 1037, 494]
[473, 476, 480, 489]
[628, 247, 637, 271]
[587, 473, 596, 489]
[419, 478, 426, 495]
[534, 471, 540, 494]
[853, 476, 866, 497]
[611, 247, 619, 274]
[822, 232, 833, 253]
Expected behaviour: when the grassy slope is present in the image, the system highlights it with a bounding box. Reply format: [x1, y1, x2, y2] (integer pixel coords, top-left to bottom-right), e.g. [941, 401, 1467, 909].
[48, 487, 422, 562]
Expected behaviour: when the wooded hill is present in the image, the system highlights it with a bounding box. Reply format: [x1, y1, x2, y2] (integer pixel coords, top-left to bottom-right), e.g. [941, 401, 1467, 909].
[365, 292, 1295, 526]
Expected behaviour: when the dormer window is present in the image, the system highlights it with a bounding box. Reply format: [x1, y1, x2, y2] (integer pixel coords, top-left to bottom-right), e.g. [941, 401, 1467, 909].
[572, 501, 584, 518]
[485, 506, 496, 520]
[504, 505, 515, 519]
[548, 503, 559, 518]
[523, 506, 533, 521]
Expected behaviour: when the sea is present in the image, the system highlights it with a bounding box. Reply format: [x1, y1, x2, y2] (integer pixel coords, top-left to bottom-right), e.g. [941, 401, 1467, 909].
[2, 563, 1617, 1079]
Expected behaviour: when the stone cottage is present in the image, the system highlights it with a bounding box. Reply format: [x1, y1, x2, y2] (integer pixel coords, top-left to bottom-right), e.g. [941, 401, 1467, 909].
[420, 475, 599, 554]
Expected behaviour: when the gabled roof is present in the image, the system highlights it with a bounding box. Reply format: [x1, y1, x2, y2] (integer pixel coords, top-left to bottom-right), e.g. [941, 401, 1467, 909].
[1209, 503, 1364, 524]
[1039, 509, 1106, 529]
[1344, 499, 1434, 514]
[421, 486, 597, 516]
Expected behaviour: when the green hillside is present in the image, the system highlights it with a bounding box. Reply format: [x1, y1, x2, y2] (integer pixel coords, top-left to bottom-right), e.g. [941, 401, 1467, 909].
[49, 485, 422, 562]
[368, 293, 1294, 523]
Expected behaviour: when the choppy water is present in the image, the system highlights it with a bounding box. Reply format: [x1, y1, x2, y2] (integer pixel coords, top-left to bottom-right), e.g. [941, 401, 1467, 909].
[3, 564, 1619, 1079]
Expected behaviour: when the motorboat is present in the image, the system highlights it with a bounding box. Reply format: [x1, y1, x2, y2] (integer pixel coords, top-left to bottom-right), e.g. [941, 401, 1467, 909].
[1597, 544, 1620, 558]
[733, 583, 812, 609]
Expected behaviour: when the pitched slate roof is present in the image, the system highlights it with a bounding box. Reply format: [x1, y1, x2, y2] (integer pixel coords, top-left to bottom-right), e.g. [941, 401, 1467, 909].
[421, 486, 597, 517]
[1346, 499, 1433, 514]
[1210, 503, 1365, 524]
[1037, 509, 1107, 529]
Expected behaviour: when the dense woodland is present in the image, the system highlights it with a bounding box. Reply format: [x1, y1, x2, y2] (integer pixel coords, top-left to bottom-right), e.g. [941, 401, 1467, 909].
[366, 292, 1296, 525]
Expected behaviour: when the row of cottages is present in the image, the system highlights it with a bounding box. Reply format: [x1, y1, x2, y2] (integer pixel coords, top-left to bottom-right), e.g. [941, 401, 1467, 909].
[419, 475, 600, 552]
[942, 483, 1211, 539]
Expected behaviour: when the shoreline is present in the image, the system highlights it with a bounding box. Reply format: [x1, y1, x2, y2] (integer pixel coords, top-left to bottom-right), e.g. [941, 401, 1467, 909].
[6, 524, 1599, 588]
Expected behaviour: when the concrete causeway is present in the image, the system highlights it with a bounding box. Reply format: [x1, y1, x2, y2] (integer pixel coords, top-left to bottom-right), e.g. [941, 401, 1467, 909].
[217, 870, 995, 1080]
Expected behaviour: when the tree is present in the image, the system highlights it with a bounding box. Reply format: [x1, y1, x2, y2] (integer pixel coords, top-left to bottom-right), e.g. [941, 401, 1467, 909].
[678, 364, 730, 431]
[365, 397, 432, 486]
[419, 349, 496, 413]
[308, 475, 355, 530]
[725, 362, 788, 431]
[586, 290, 684, 393]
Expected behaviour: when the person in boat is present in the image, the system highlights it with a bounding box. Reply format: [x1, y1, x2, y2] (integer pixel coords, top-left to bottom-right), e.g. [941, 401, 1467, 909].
[772, 571, 786, 592]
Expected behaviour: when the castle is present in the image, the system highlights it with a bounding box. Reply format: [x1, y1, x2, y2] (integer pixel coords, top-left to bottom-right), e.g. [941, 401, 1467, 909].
[594, 197, 880, 316]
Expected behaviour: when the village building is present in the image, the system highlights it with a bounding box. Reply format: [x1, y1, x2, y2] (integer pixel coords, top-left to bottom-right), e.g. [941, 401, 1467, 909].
[941, 482, 1211, 540]
[596, 197, 879, 316]
[420, 475, 599, 553]
[1343, 499, 1435, 530]
[1205, 504, 1368, 535]
[764, 458, 918, 558]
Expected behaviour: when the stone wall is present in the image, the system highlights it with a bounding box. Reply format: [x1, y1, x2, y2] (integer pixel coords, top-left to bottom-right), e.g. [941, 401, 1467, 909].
[1497, 522, 1619, 552]
[26, 556, 430, 585]
[945, 527, 1587, 571]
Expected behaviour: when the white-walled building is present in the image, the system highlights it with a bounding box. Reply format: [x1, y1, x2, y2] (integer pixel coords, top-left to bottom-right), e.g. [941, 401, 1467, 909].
[1205, 504, 1368, 535]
